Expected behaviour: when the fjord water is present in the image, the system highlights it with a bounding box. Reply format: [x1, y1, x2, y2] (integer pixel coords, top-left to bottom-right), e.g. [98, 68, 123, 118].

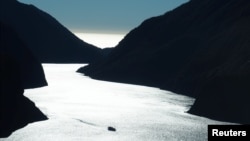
[1, 64, 232, 141]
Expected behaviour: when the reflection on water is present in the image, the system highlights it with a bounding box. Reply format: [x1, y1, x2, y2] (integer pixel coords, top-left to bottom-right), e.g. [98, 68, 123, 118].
[1, 64, 232, 141]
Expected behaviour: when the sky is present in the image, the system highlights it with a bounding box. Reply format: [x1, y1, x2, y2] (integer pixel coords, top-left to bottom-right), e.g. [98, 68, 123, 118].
[17, 0, 188, 34]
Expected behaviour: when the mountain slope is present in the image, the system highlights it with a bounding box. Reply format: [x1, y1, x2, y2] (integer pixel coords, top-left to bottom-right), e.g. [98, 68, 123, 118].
[78, 0, 250, 123]
[0, 22, 47, 88]
[0, 22, 48, 137]
[0, 0, 103, 63]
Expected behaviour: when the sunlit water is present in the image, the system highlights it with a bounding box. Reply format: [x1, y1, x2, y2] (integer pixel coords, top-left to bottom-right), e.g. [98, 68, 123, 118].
[1, 64, 232, 141]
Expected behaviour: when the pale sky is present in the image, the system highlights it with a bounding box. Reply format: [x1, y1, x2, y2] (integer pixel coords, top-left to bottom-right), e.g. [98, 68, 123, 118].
[17, 0, 188, 34]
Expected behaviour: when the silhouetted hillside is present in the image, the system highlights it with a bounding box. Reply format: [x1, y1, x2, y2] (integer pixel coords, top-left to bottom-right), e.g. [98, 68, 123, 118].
[0, 22, 47, 88]
[0, 0, 103, 63]
[0, 22, 47, 137]
[189, 74, 250, 123]
[78, 0, 250, 123]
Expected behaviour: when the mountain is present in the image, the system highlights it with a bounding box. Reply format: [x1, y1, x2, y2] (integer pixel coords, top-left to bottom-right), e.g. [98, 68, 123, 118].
[78, 0, 250, 123]
[0, 22, 48, 137]
[0, 0, 103, 63]
[0, 22, 47, 88]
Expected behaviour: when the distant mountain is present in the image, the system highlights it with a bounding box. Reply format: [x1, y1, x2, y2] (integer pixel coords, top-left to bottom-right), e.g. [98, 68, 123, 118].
[0, 0, 103, 63]
[78, 0, 250, 123]
[0, 22, 47, 137]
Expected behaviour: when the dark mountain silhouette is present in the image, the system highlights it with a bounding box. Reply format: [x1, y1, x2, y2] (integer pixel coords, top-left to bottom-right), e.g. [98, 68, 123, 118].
[189, 74, 250, 124]
[0, 0, 103, 63]
[78, 0, 250, 123]
[0, 22, 47, 137]
[0, 22, 47, 88]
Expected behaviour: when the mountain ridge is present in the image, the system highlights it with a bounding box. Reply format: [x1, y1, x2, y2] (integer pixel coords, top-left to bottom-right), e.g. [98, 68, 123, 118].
[78, 0, 250, 123]
[0, 22, 48, 137]
[0, 0, 104, 63]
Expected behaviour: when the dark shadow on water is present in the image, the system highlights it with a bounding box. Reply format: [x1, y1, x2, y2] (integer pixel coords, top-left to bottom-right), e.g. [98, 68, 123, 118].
[73, 118, 98, 127]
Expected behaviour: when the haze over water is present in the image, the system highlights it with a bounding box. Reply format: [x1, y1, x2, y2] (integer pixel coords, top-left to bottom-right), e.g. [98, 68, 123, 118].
[74, 33, 125, 48]
[1, 64, 232, 141]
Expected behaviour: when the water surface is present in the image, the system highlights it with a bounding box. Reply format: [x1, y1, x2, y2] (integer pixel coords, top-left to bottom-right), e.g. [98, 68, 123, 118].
[1, 64, 232, 141]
